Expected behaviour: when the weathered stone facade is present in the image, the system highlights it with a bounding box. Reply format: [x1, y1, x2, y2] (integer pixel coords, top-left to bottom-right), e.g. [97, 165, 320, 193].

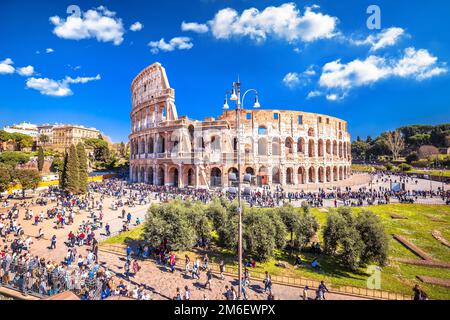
[129, 63, 352, 189]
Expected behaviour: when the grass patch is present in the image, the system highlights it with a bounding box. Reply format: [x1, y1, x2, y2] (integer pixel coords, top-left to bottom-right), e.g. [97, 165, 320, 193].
[410, 169, 450, 178]
[101, 204, 450, 299]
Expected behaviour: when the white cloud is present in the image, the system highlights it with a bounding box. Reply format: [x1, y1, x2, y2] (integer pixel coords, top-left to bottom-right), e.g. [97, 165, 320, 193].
[0, 58, 15, 74]
[306, 90, 322, 99]
[353, 27, 405, 51]
[130, 22, 143, 32]
[148, 37, 193, 54]
[304, 65, 316, 76]
[181, 21, 209, 33]
[46, 48, 55, 54]
[316, 47, 447, 100]
[392, 47, 448, 80]
[200, 3, 338, 43]
[17, 65, 35, 76]
[283, 72, 300, 88]
[49, 6, 125, 45]
[326, 93, 346, 101]
[319, 56, 390, 90]
[283, 66, 317, 88]
[26, 74, 101, 97]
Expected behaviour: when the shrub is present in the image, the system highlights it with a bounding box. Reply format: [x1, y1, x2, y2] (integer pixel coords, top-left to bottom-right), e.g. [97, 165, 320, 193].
[398, 163, 412, 172]
[0, 151, 31, 167]
[411, 159, 429, 168]
[243, 209, 280, 261]
[406, 152, 419, 164]
[355, 211, 389, 266]
[385, 163, 394, 171]
[143, 201, 197, 251]
[323, 207, 389, 270]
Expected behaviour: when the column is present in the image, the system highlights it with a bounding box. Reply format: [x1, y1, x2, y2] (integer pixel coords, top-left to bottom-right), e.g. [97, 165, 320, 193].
[178, 164, 183, 188]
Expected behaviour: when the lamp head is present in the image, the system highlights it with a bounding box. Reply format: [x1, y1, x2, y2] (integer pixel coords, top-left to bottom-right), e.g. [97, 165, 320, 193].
[223, 98, 229, 110]
[253, 95, 261, 108]
[230, 88, 238, 101]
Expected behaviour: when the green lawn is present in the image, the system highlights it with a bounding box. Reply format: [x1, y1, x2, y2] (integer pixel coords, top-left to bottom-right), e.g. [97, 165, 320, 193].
[410, 169, 450, 178]
[102, 204, 450, 300]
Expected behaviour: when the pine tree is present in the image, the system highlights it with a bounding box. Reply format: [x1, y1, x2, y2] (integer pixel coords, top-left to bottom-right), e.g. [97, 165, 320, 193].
[66, 144, 80, 194]
[37, 146, 45, 172]
[59, 152, 68, 191]
[77, 143, 88, 194]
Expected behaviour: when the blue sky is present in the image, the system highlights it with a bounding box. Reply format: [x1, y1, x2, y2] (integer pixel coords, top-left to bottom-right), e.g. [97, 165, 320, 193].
[1, 0, 449, 143]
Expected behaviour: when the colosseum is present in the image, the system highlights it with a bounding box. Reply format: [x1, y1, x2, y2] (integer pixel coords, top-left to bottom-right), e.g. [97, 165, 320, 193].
[129, 63, 352, 190]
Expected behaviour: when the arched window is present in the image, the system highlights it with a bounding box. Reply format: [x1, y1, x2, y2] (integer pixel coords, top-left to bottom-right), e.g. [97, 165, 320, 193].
[258, 126, 267, 135]
[285, 137, 294, 155]
[210, 168, 222, 187]
[297, 137, 305, 154]
[308, 139, 315, 157]
[258, 138, 267, 156]
[272, 167, 280, 184]
[272, 138, 281, 156]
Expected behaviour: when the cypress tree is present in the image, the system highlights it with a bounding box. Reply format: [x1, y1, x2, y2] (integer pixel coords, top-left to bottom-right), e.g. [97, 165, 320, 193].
[59, 152, 68, 191]
[77, 143, 88, 194]
[66, 144, 80, 194]
[37, 146, 45, 172]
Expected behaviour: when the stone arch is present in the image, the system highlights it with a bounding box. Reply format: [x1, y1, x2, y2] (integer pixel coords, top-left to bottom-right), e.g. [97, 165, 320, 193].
[308, 166, 316, 183]
[210, 167, 222, 187]
[308, 139, 315, 157]
[297, 137, 305, 154]
[339, 166, 343, 181]
[139, 138, 145, 155]
[148, 137, 154, 154]
[245, 167, 255, 175]
[333, 166, 338, 182]
[272, 137, 281, 156]
[286, 167, 294, 185]
[168, 167, 179, 187]
[182, 167, 195, 187]
[258, 137, 268, 156]
[156, 167, 165, 186]
[156, 135, 165, 153]
[228, 167, 239, 183]
[140, 166, 145, 183]
[258, 125, 267, 135]
[318, 139, 324, 157]
[326, 167, 331, 182]
[318, 167, 325, 183]
[211, 135, 221, 152]
[297, 167, 306, 184]
[188, 125, 195, 152]
[339, 142, 343, 158]
[272, 167, 280, 184]
[147, 167, 154, 185]
[285, 137, 294, 155]
[333, 141, 338, 156]
[258, 166, 269, 185]
[326, 140, 331, 155]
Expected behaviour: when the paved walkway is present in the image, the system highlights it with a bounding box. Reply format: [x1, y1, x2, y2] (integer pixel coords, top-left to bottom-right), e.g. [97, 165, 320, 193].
[1, 193, 152, 262]
[96, 249, 368, 301]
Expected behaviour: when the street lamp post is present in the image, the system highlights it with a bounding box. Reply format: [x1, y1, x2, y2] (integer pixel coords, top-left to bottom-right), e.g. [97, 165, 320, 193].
[223, 79, 260, 299]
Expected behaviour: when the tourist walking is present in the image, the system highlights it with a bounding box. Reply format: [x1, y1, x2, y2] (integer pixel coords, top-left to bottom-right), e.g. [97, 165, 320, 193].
[50, 235, 57, 249]
[264, 271, 272, 293]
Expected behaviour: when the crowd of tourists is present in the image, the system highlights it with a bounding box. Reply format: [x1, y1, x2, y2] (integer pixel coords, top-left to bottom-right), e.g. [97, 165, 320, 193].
[89, 173, 449, 210]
